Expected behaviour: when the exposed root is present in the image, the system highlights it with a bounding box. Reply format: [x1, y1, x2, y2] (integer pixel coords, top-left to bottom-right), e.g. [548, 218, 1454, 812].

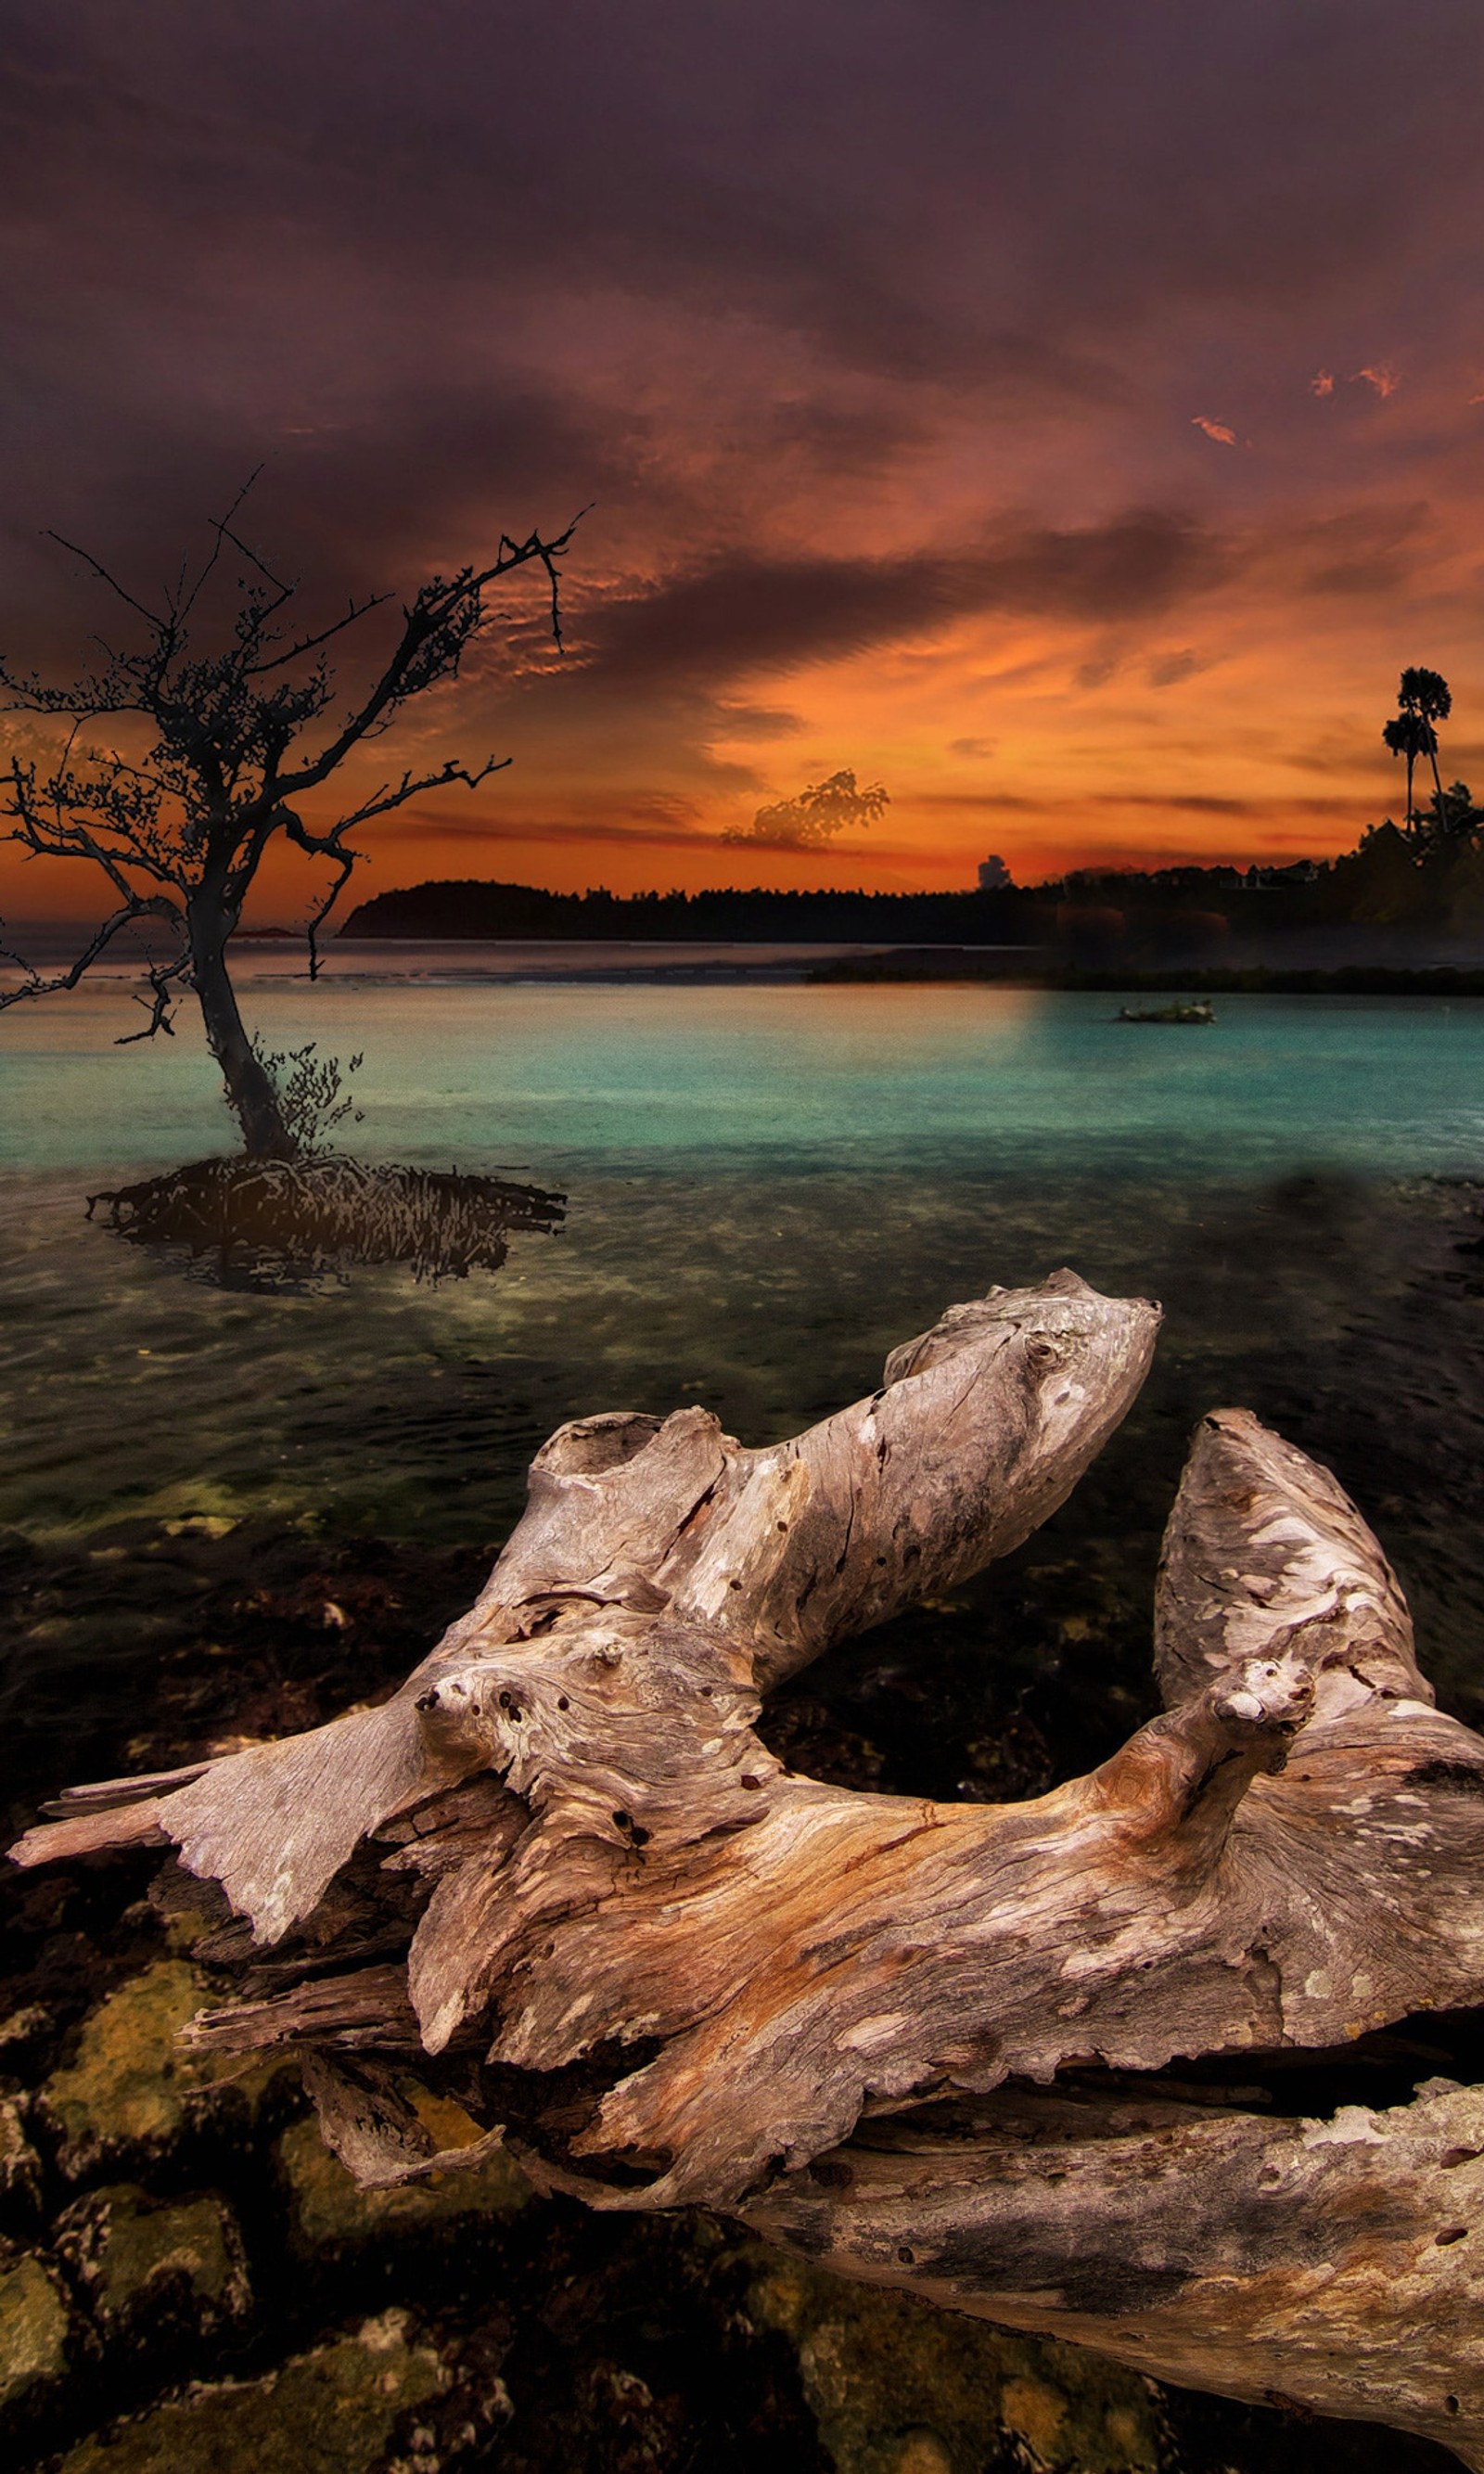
[85, 1152, 566, 1283]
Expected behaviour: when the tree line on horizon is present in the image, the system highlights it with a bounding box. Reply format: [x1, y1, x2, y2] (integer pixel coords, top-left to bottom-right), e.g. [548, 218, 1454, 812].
[343, 669, 1484, 946]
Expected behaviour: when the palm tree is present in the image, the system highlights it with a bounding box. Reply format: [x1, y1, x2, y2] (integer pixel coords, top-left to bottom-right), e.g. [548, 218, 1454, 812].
[1384, 667, 1452, 841]
[1383, 711, 1427, 835]
[1401, 665, 1452, 809]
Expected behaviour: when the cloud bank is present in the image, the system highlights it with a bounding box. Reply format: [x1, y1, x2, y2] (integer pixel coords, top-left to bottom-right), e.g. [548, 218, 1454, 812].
[4, 0, 1483, 909]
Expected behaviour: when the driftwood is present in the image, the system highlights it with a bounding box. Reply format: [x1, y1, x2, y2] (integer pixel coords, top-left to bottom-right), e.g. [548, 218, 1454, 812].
[16, 1269, 1484, 2465]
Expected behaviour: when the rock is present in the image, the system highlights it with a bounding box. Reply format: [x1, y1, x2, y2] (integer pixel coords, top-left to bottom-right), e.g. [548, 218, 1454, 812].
[58, 2308, 449, 2474]
[277, 2090, 531, 2262]
[56, 2183, 251, 2353]
[0, 2004, 53, 2060]
[0, 2099, 43, 2218]
[0, 2249, 73, 2420]
[747, 2250, 1165, 2474]
[38, 1960, 291, 2179]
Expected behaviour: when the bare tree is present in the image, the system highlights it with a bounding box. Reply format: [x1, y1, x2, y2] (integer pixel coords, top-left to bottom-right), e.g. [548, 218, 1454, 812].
[0, 481, 580, 1158]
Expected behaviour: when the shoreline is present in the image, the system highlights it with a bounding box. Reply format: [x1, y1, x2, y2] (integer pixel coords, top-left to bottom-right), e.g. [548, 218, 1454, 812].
[11, 941, 1484, 994]
[809, 955, 1484, 993]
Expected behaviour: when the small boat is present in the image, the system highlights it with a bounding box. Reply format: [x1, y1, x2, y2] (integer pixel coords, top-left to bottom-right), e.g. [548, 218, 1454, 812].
[1116, 1001, 1216, 1025]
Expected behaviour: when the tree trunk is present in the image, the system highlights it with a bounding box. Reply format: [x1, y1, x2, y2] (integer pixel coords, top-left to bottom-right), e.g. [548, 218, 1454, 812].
[16, 1270, 1484, 2464]
[187, 887, 294, 1159]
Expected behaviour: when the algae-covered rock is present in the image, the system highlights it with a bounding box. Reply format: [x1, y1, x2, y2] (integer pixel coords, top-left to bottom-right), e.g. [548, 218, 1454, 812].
[56, 2182, 251, 2351]
[747, 2250, 1165, 2474]
[0, 2099, 43, 2218]
[38, 1959, 291, 2179]
[0, 2004, 53, 2064]
[58, 2308, 449, 2474]
[0, 2249, 73, 2416]
[278, 2089, 531, 2260]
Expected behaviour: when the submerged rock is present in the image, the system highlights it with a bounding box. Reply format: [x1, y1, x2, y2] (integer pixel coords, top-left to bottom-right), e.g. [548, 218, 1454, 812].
[38, 1959, 291, 2180]
[0, 2005, 53, 2066]
[55, 2183, 251, 2352]
[0, 2248, 74, 2420]
[57, 2308, 449, 2474]
[277, 2091, 531, 2262]
[0, 2100, 43, 2221]
[747, 2250, 1165, 2474]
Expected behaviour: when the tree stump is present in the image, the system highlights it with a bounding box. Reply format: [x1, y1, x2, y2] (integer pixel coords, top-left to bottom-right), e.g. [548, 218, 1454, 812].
[17, 1270, 1484, 2465]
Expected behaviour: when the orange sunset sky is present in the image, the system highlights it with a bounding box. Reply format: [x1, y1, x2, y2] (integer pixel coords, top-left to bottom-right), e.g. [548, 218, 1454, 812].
[6, 1, 1484, 924]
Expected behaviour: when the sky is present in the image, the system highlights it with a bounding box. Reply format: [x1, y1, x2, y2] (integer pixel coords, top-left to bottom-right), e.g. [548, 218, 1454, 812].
[5, 0, 1484, 922]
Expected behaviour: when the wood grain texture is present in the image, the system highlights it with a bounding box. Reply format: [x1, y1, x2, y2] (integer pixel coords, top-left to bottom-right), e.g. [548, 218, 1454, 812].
[15, 1268, 1484, 2459]
[744, 2077, 1484, 2468]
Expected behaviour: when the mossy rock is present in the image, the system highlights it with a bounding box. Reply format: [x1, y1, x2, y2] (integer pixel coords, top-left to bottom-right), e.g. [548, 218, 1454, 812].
[278, 2089, 531, 2260]
[0, 2100, 43, 2220]
[58, 2309, 448, 2474]
[56, 2183, 251, 2351]
[39, 1960, 292, 2179]
[0, 2250, 73, 2418]
[747, 2250, 1165, 2474]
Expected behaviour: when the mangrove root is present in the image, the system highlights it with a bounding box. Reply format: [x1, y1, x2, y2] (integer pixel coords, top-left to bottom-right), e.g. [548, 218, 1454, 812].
[86, 1151, 566, 1282]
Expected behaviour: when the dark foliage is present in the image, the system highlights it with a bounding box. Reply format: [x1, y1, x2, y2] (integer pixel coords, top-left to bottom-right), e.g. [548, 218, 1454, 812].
[342, 876, 1031, 942]
[343, 814, 1484, 954]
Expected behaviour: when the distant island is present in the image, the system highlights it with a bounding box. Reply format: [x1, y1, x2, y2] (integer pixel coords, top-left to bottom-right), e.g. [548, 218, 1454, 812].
[344, 876, 1031, 942]
[342, 808, 1484, 965]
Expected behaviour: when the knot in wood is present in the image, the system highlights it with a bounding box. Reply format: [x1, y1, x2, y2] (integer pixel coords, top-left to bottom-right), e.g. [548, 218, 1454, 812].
[1216, 1653, 1315, 1738]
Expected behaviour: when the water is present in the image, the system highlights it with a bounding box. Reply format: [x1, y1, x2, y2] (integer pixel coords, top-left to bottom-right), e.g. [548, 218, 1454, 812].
[4, 974, 1484, 1537]
[6, 972, 1484, 1182]
[5, 968, 1484, 1790]
[0, 968, 1460, 2474]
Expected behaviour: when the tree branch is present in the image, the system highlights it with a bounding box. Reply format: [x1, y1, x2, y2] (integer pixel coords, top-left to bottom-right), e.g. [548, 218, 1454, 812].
[313, 756, 511, 840]
[7, 774, 186, 896]
[175, 468, 266, 623]
[279, 758, 511, 974]
[246, 592, 394, 677]
[276, 515, 583, 798]
[0, 891, 186, 1015]
[45, 530, 172, 635]
[300, 841, 361, 982]
[115, 943, 193, 1043]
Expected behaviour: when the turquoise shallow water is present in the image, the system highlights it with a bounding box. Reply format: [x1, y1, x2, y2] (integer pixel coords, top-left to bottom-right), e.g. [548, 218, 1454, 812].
[6, 978, 1484, 1180]
[3, 974, 1484, 1558]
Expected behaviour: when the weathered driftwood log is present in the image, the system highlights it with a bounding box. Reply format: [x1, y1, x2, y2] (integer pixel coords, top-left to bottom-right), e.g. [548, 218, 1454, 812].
[15, 1270, 1484, 2465]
